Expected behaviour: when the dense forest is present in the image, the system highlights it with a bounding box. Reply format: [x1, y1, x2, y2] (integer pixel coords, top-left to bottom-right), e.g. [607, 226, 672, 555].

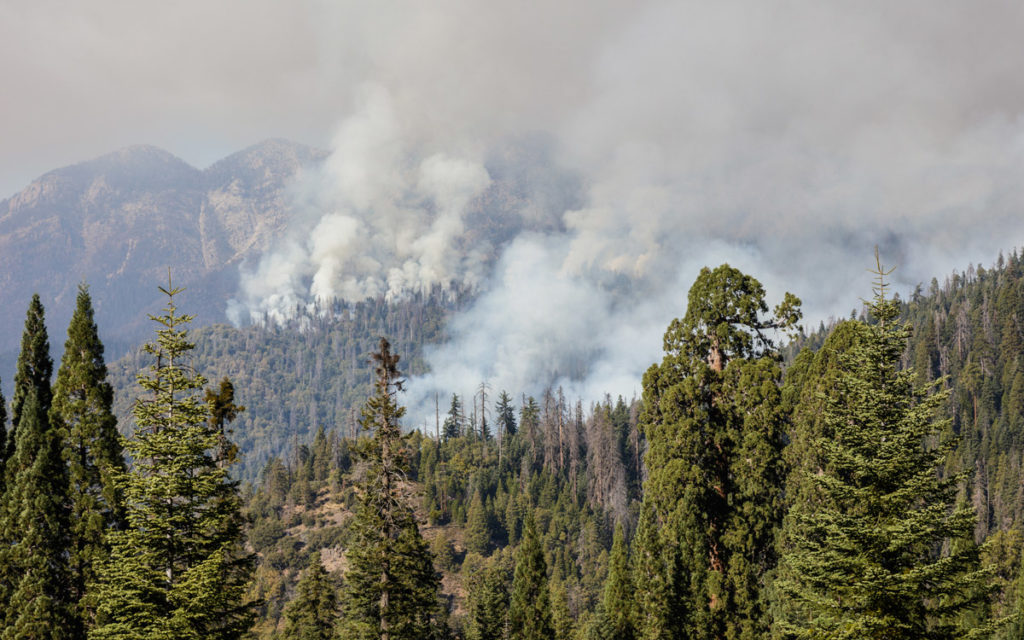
[3, 251, 1024, 638]
[107, 287, 469, 480]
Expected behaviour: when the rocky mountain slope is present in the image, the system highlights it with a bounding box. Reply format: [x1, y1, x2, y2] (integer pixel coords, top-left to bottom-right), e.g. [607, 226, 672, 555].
[0, 139, 328, 360]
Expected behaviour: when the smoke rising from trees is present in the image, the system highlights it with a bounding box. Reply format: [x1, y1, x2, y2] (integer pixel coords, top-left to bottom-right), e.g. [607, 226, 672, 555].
[220, 0, 1024, 418]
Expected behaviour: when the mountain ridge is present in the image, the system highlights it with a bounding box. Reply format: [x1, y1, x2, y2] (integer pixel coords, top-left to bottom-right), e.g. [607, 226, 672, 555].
[0, 139, 328, 374]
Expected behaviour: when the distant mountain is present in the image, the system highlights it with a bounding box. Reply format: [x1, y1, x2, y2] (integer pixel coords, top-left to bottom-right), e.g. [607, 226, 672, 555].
[0, 139, 328, 362]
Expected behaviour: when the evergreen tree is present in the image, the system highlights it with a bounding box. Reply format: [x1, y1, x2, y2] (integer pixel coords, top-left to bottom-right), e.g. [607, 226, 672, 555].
[283, 552, 338, 640]
[631, 503, 681, 640]
[774, 254, 995, 639]
[602, 523, 635, 640]
[50, 284, 126, 630]
[465, 489, 492, 555]
[443, 394, 463, 440]
[467, 559, 510, 640]
[550, 575, 575, 640]
[0, 382, 7, 496]
[89, 279, 254, 639]
[8, 293, 53, 468]
[0, 388, 73, 639]
[496, 390, 517, 437]
[338, 338, 446, 640]
[0, 294, 70, 636]
[205, 377, 245, 467]
[639, 264, 800, 639]
[508, 515, 553, 640]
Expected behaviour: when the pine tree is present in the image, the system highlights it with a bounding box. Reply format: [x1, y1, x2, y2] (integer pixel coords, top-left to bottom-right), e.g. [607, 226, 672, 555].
[338, 338, 446, 640]
[0, 388, 73, 639]
[89, 279, 254, 639]
[774, 253, 995, 639]
[50, 284, 126, 630]
[283, 552, 338, 640]
[639, 264, 800, 639]
[508, 515, 553, 640]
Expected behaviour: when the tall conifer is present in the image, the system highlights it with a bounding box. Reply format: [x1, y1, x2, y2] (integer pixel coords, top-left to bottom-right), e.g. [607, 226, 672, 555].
[51, 284, 126, 630]
[508, 515, 553, 640]
[468, 559, 510, 640]
[602, 523, 636, 640]
[89, 279, 254, 639]
[283, 552, 338, 640]
[774, 253, 995, 639]
[9, 293, 53, 462]
[0, 295, 71, 636]
[639, 264, 800, 639]
[0, 389, 73, 639]
[338, 338, 446, 640]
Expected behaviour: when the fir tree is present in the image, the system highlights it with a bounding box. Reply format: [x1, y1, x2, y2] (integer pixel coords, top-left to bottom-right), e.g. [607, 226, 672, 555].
[639, 264, 800, 639]
[0, 295, 70, 636]
[0, 388, 73, 639]
[508, 515, 554, 640]
[443, 394, 463, 440]
[89, 279, 254, 639]
[496, 390, 517, 437]
[283, 552, 338, 640]
[602, 523, 636, 640]
[467, 558, 510, 640]
[631, 503, 681, 640]
[338, 338, 446, 640]
[774, 253, 996, 639]
[50, 284, 126, 631]
[465, 489, 492, 555]
[8, 293, 53, 469]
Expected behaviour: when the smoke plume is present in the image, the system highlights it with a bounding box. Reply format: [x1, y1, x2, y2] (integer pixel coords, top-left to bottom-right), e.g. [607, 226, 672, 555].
[229, 1, 1024, 421]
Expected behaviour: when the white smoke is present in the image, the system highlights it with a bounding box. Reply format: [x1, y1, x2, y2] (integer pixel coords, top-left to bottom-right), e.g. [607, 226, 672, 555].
[228, 86, 493, 325]
[230, 1, 1024, 420]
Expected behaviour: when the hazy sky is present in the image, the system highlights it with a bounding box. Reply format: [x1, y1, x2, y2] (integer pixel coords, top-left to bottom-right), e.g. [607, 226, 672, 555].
[7, 0, 1024, 412]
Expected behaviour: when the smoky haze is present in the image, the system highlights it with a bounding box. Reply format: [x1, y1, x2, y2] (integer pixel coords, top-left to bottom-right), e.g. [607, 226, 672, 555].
[8, 1, 1024, 420]
[231, 2, 1024, 421]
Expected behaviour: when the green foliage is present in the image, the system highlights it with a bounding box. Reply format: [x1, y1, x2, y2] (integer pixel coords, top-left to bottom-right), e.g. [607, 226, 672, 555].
[466, 556, 510, 640]
[0, 295, 74, 638]
[0, 389, 74, 639]
[639, 264, 800, 639]
[338, 338, 446, 640]
[465, 489, 492, 555]
[51, 284, 126, 630]
[283, 553, 338, 640]
[631, 503, 681, 640]
[602, 524, 635, 640]
[497, 390, 517, 437]
[774, 257, 994, 639]
[444, 393, 465, 440]
[90, 281, 254, 639]
[107, 290, 463, 481]
[508, 516, 554, 640]
[11, 294, 54, 443]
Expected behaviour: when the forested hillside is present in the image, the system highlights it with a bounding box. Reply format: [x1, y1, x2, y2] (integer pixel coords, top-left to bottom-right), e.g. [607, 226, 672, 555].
[108, 287, 469, 480]
[4, 252, 1024, 639]
[793, 250, 1024, 538]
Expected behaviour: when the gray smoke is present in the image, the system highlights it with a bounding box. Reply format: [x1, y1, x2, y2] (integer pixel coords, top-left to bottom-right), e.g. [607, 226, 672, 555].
[227, 1, 1024, 421]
